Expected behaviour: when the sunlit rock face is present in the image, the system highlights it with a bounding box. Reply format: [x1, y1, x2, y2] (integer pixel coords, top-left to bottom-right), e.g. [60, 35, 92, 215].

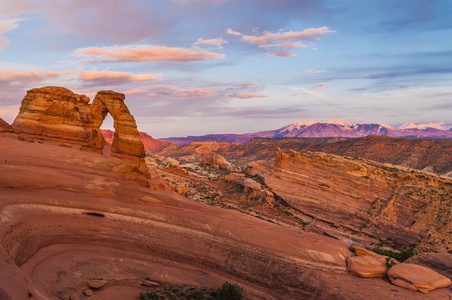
[11, 86, 150, 182]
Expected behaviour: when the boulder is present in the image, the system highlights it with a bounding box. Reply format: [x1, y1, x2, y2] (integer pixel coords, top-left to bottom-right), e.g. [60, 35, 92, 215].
[387, 263, 452, 293]
[346, 246, 398, 278]
[406, 252, 452, 280]
[87, 279, 107, 289]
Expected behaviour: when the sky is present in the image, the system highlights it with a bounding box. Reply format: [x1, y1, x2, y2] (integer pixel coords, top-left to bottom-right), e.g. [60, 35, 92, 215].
[0, 0, 451, 138]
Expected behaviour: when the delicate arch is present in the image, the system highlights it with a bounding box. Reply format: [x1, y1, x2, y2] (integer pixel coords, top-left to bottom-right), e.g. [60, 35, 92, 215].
[85, 91, 145, 158]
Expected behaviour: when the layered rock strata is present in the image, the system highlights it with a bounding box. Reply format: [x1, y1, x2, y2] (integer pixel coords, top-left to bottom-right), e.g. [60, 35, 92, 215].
[11, 86, 149, 182]
[245, 149, 452, 252]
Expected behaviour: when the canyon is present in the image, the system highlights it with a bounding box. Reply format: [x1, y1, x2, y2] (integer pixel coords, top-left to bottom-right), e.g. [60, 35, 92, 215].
[0, 87, 451, 299]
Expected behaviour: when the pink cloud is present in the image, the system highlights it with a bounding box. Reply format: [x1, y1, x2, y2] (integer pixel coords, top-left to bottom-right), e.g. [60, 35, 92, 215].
[126, 85, 215, 98]
[306, 69, 327, 74]
[265, 51, 296, 57]
[228, 27, 335, 49]
[79, 70, 162, 85]
[194, 38, 228, 49]
[313, 82, 330, 88]
[74, 45, 226, 63]
[229, 92, 266, 99]
[226, 28, 242, 36]
[0, 70, 61, 83]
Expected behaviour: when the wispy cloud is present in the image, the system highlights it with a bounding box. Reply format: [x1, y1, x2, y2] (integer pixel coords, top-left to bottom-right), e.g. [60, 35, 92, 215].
[229, 92, 266, 99]
[0, 70, 61, 84]
[74, 45, 226, 63]
[0, 19, 22, 51]
[125, 85, 215, 98]
[194, 38, 228, 48]
[228, 27, 335, 50]
[78, 70, 163, 86]
[265, 51, 295, 57]
[306, 69, 326, 74]
[313, 82, 329, 88]
[226, 28, 242, 36]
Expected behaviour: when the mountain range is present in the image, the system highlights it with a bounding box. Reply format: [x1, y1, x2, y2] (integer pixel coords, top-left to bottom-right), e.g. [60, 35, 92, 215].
[160, 120, 452, 145]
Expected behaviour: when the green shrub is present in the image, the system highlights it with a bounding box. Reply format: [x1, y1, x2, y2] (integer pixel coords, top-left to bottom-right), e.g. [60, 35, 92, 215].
[216, 282, 245, 300]
[372, 246, 414, 262]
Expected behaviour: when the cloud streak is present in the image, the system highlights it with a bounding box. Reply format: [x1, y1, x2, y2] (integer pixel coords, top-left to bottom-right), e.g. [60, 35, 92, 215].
[74, 45, 226, 63]
[229, 92, 266, 99]
[78, 70, 162, 86]
[194, 38, 228, 48]
[0, 70, 61, 84]
[126, 85, 215, 98]
[227, 27, 335, 49]
[0, 19, 22, 51]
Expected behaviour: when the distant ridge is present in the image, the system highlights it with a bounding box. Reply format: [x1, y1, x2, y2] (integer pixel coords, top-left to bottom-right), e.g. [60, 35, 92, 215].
[160, 120, 452, 145]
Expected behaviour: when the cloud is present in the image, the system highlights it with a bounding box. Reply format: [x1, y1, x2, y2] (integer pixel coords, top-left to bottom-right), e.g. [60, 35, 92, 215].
[229, 92, 266, 99]
[265, 51, 295, 57]
[226, 28, 242, 36]
[306, 69, 327, 74]
[228, 82, 257, 90]
[194, 38, 228, 49]
[228, 27, 335, 49]
[0, 19, 22, 51]
[314, 82, 329, 88]
[125, 85, 215, 98]
[78, 70, 162, 86]
[74, 45, 226, 63]
[0, 70, 61, 84]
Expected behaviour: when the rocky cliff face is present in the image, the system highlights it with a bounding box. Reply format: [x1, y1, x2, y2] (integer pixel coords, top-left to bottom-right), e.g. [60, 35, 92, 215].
[245, 149, 452, 253]
[0, 118, 14, 132]
[11, 86, 150, 184]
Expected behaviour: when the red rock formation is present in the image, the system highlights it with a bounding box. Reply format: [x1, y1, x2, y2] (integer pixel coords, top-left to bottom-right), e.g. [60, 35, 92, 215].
[245, 149, 452, 252]
[0, 118, 14, 132]
[11, 87, 150, 184]
[12, 87, 90, 142]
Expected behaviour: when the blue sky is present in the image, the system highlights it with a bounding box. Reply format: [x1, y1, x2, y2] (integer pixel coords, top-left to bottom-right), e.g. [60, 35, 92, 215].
[0, 0, 451, 137]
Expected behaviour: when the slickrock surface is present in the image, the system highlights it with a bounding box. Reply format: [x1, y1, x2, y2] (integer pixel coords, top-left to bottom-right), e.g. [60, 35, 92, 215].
[244, 149, 452, 253]
[388, 263, 452, 293]
[2, 133, 450, 299]
[406, 252, 452, 280]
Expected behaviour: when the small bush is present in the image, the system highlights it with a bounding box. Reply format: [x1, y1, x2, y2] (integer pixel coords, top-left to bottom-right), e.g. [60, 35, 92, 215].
[372, 246, 414, 262]
[216, 282, 245, 300]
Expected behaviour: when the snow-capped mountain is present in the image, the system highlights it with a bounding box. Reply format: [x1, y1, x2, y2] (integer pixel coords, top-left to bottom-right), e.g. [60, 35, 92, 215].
[161, 120, 452, 145]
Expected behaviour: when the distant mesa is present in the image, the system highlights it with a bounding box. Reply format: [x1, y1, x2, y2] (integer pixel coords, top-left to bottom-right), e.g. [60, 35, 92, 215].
[10, 86, 149, 184]
[0, 118, 14, 132]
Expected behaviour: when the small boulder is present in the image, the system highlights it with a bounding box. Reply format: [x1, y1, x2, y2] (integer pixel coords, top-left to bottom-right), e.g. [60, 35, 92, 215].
[346, 255, 389, 278]
[88, 279, 107, 289]
[387, 263, 452, 293]
[347, 246, 398, 278]
[174, 185, 188, 197]
[141, 280, 160, 287]
[83, 289, 94, 296]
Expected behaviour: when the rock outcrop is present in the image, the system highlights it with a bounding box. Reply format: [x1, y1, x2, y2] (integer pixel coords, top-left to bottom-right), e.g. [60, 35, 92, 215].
[346, 247, 398, 278]
[11, 87, 150, 183]
[244, 149, 452, 252]
[12, 87, 90, 142]
[0, 118, 14, 132]
[387, 263, 452, 293]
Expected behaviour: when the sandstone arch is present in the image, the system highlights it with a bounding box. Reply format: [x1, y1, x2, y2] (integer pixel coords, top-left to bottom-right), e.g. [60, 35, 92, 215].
[85, 90, 145, 158]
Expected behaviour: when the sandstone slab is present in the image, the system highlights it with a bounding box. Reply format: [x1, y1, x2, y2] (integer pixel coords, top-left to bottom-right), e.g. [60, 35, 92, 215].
[387, 263, 452, 293]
